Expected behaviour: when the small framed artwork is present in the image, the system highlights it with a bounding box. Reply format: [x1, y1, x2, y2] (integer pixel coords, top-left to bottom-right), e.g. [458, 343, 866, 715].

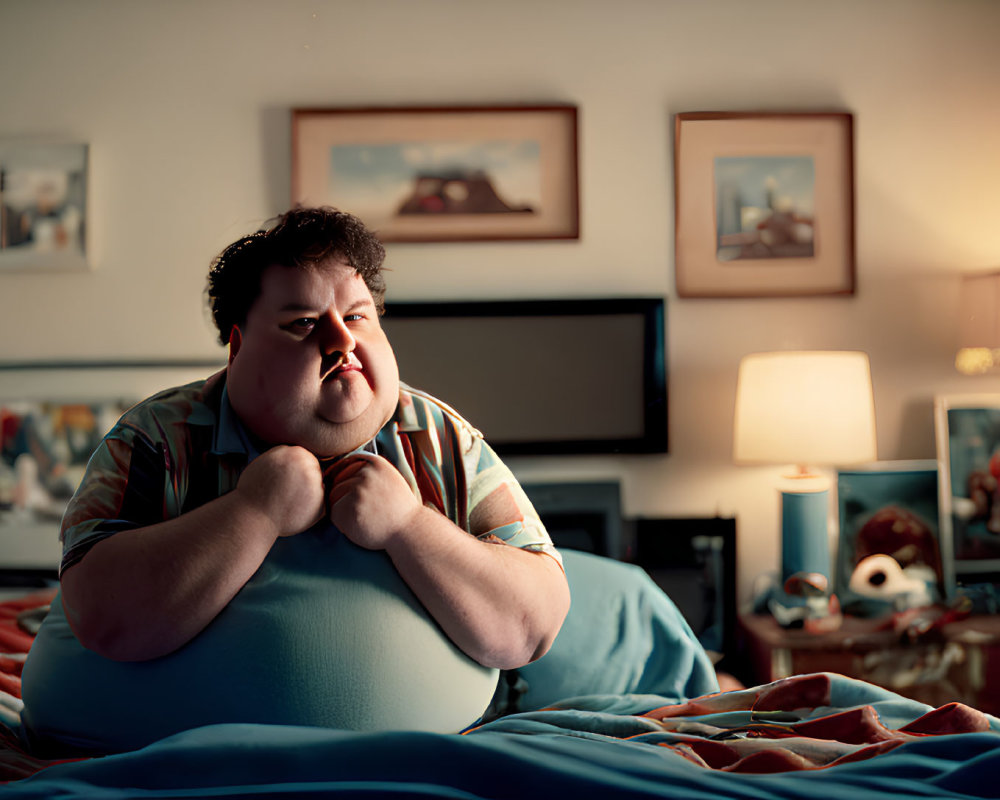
[836, 461, 942, 610]
[0, 359, 224, 574]
[934, 394, 1000, 593]
[0, 142, 88, 272]
[1, 396, 133, 568]
[674, 112, 854, 298]
[291, 105, 580, 243]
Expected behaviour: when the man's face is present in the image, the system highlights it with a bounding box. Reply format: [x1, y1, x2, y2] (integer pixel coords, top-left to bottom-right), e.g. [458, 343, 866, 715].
[227, 259, 399, 458]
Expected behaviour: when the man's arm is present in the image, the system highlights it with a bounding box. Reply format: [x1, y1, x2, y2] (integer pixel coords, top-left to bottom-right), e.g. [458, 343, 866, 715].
[60, 445, 326, 662]
[327, 454, 571, 670]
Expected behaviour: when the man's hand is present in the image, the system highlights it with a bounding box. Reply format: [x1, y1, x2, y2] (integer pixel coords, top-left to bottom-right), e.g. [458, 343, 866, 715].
[324, 453, 421, 549]
[61, 445, 327, 662]
[236, 445, 326, 537]
[323, 452, 569, 670]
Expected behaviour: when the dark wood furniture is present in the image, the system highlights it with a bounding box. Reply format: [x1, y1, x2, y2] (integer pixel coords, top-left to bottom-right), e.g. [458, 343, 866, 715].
[741, 611, 1000, 715]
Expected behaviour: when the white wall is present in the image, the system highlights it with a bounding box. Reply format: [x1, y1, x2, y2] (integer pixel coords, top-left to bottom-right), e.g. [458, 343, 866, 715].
[2, 0, 1000, 604]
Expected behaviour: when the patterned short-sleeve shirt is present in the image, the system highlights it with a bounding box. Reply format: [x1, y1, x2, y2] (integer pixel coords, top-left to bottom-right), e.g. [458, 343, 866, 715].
[60, 370, 560, 574]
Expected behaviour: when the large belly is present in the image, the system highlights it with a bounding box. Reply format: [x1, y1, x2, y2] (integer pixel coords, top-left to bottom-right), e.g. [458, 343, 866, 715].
[21, 529, 499, 754]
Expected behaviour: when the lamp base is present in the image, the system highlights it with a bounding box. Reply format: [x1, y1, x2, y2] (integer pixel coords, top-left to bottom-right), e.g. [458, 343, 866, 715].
[780, 485, 831, 584]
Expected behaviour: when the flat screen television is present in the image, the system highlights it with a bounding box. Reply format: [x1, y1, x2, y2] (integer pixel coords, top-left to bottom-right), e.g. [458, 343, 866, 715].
[380, 298, 667, 456]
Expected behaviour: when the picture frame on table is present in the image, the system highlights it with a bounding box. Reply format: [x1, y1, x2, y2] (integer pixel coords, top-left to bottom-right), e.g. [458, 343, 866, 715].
[0, 141, 88, 272]
[292, 105, 580, 243]
[835, 460, 943, 610]
[673, 112, 854, 298]
[934, 394, 1000, 594]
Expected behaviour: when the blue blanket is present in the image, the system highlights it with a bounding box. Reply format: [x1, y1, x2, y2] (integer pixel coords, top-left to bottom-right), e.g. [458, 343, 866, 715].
[4, 673, 1000, 799]
[5, 552, 999, 798]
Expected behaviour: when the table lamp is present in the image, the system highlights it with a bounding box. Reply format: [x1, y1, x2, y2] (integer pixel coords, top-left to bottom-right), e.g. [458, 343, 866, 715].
[733, 351, 877, 589]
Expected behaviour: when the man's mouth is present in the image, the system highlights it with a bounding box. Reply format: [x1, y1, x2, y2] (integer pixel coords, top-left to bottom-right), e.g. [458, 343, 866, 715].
[321, 351, 362, 381]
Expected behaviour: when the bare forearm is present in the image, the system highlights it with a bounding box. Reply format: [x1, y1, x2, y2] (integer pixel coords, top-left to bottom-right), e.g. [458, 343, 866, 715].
[60, 493, 279, 661]
[384, 506, 570, 670]
[61, 445, 326, 662]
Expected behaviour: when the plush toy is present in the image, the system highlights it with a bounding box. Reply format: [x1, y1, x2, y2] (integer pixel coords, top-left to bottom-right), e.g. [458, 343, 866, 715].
[848, 554, 937, 609]
[966, 449, 1000, 535]
[848, 505, 942, 611]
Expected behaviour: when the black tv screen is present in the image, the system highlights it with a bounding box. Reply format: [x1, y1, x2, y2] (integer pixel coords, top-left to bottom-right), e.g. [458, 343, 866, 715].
[380, 298, 667, 455]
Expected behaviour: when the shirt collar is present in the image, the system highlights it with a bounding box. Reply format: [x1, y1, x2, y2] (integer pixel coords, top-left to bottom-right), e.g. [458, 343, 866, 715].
[392, 382, 426, 433]
[213, 384, 262, 459]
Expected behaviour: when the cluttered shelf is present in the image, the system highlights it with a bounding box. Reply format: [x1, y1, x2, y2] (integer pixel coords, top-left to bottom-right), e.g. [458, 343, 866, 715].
[741, 610, 1000, 715]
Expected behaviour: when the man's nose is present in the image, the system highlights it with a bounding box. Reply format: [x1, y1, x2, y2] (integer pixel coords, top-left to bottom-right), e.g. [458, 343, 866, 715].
[318, 312, 356, 354]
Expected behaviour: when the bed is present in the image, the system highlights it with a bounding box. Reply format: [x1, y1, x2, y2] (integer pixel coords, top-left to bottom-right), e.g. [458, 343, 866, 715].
[2, 548, 999, 799]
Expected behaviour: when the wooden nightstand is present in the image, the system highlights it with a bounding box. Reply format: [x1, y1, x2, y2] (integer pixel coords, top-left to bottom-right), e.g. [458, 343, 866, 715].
[740, 612, 1000, 715]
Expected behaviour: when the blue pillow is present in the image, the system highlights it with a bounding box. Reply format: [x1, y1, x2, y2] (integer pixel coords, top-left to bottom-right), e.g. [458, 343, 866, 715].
[501, 550, 719, 712]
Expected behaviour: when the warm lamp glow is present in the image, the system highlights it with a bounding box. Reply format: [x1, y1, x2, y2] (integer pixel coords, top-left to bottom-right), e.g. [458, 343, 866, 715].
[956, 271, 1000, 375]
[956, 348, 1000, 375]
[733, 351, 877, 472]
[734, 351, 877, 594]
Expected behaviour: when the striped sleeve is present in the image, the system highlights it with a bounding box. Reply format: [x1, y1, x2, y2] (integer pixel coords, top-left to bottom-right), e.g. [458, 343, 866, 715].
[389, 386, 562, 568]
[464, 437, 562, 567]
[59, 425, 169, 575]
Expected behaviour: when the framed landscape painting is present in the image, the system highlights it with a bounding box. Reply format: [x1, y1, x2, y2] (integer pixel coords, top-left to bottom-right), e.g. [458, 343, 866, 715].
[674, 112, 854, 298]
[292, 105, 580, 243]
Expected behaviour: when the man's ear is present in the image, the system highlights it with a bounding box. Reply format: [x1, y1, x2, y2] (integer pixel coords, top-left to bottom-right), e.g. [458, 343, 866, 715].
[228, 325, 242, 363]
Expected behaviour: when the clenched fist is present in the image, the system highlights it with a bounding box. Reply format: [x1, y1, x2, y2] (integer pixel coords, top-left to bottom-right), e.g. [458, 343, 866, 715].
[323, 453, 422, 550]
[236, 445, 326, 537]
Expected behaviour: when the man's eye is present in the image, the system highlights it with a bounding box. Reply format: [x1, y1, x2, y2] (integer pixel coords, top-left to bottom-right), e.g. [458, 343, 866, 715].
[285, 318, 316, 332]
[344, 313, 364, 322]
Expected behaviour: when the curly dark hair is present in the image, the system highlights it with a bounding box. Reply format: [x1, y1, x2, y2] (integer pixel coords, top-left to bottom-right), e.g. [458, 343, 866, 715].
[206, 206, 387, 346]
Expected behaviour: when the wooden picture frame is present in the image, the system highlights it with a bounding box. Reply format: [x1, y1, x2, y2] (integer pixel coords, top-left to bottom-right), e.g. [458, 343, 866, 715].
[0, 141, 88, 272]
[934, 394, 1000, 595]
[292, 105, 580, 243]
[674, 112, 854, 298]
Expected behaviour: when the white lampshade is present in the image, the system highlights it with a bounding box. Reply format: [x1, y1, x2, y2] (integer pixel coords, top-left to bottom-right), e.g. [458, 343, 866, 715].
[733, 351, 877, 470]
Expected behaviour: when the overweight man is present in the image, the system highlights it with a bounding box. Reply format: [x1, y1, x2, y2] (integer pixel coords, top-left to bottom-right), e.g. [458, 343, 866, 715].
[21, 206, 570, 755]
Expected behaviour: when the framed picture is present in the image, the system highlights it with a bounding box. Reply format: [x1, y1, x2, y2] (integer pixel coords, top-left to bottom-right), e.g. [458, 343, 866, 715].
[934, 394, 1000, 593]
[0, 359, 223, 575]
[836, 461, 942, 610]
[0, 142, 88, 271]
[673, 112, 854, 298]
[292, 105, 579, 243]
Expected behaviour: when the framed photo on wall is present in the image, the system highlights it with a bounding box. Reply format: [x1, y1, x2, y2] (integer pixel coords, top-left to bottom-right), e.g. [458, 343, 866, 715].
[673, 112, 854, 298]
[934, 394, 1000, 595]
[292, 105, 580, 243]
[0, 141, 88, 272]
